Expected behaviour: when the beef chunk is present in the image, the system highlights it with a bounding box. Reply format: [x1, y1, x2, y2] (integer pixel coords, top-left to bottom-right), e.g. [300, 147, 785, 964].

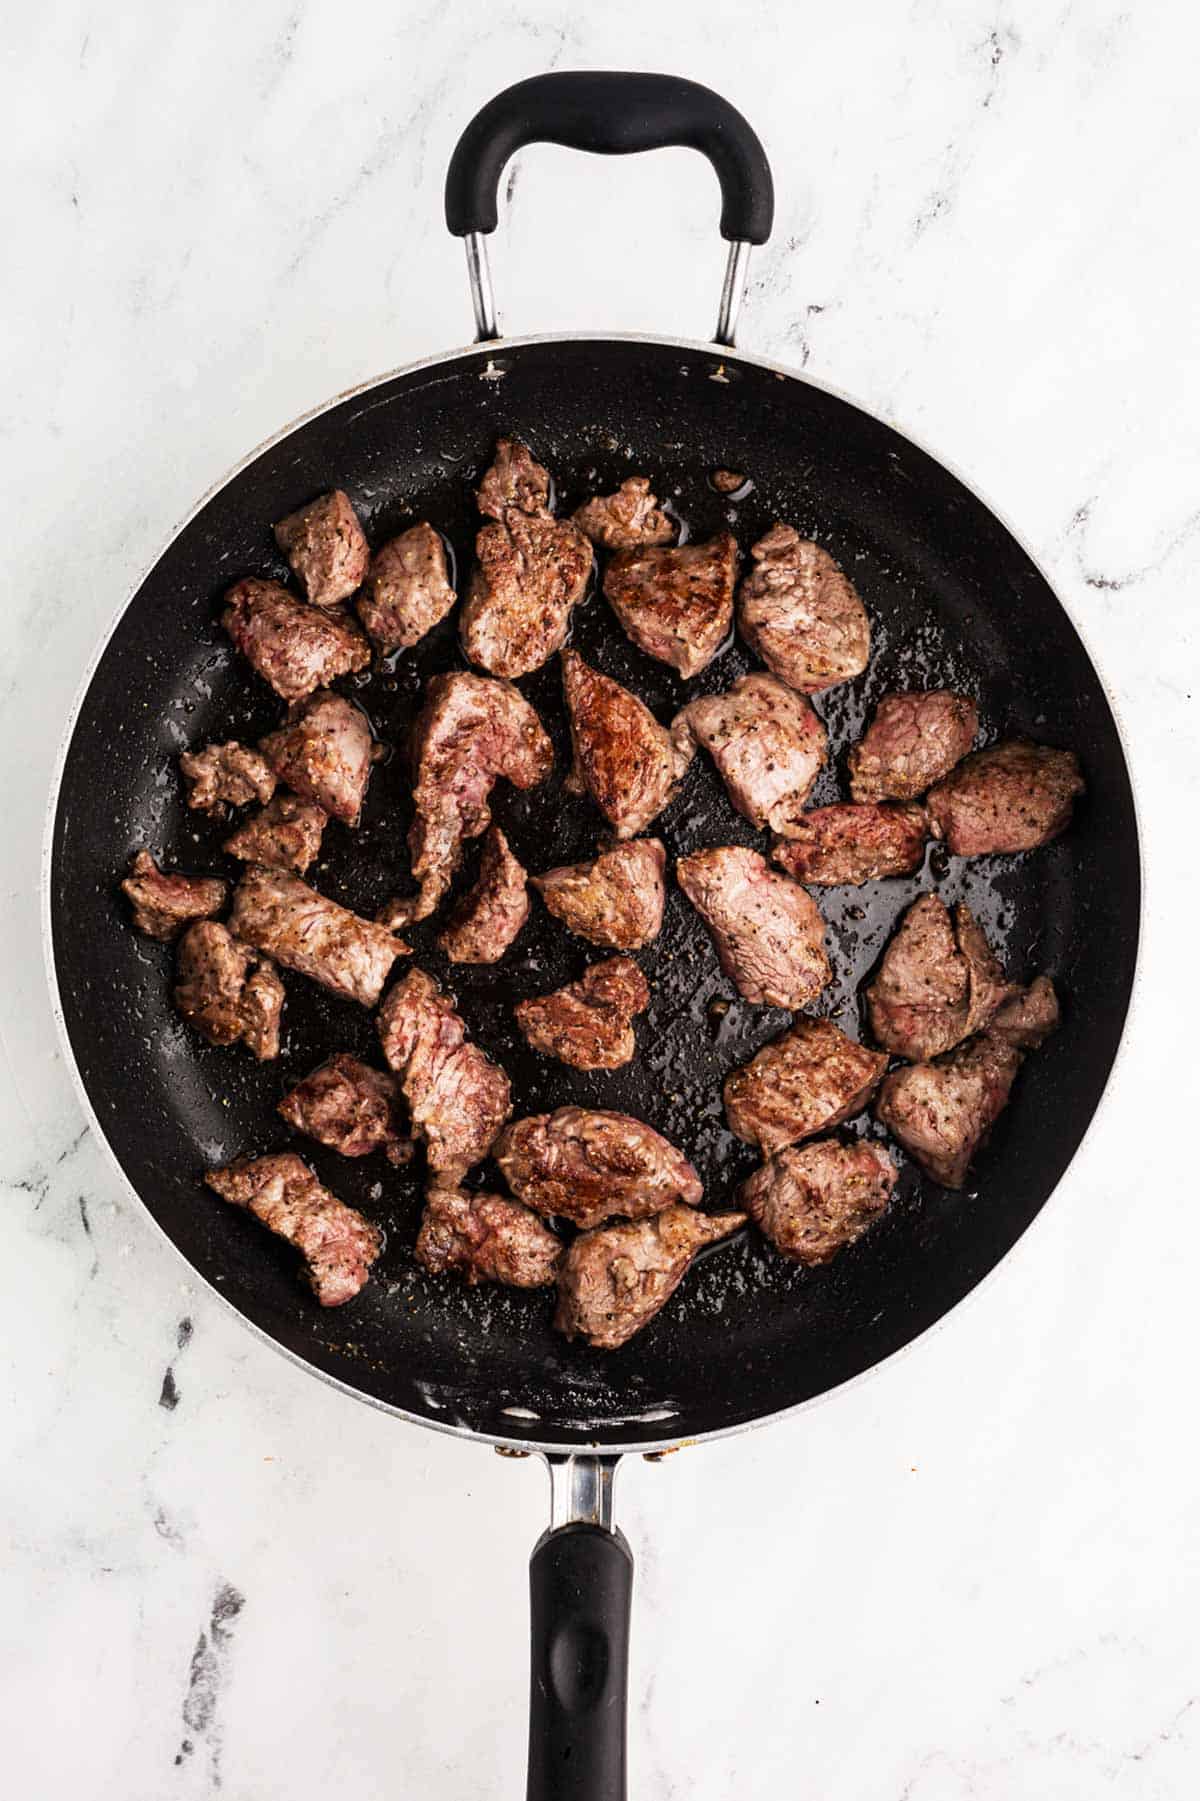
[461, 439, 593, 678]
[572, 476, 674, 550]
[737, 524, 869, 693]
[672, 672, 827, 833]
[174, 920, 283, 1059]
[604, 531, 737, 677]
[278, 1053, 407, 1160]
[771, 803, 928, 884]
[415, 1186, 561, 1288]
[515, 957, 650, 1071]
[223, 795, 327, 875]
[925, 740, 1085, 856]
[206, 1152, 380, 1305]
[724, 1017, 888, 1156]
[377, 968, 511, 1185]
[989, 975, 1060, 1048]
[392, 672, 553, 924]
[676, 845, 830, 1010]
[435, 826, 529, 964]
[259, 689, 374, 827]
[739, 1139, 897, 1263]
[355, 522, 455, 655]
[222, 578, 369, 702]
[555, 1204, 744, 1349]
[533, 838, 666, 950]
[273, 489, 369, 608]
[562, 649, 686, 839]
[848, 690, 978, 803]
[866, 894, 1011, 1062]
[497, 1106, 702, 1230]
[179, 742, 276, 814]
[230, 866, 405, 1008]
[121, 851, 227, 942]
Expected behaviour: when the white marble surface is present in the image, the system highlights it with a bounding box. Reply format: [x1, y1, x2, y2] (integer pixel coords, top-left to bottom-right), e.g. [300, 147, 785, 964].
[3, 2, 1199, 1795]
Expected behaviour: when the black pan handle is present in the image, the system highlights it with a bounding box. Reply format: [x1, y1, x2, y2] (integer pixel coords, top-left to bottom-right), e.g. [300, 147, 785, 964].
[445, 71, 774, 346]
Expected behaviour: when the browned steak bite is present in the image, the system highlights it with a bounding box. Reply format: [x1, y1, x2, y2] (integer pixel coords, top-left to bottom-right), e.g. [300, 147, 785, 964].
[222, 578, 369, 702]
[392, 671, 553, 925]
[771, 803, 928, 884]
[206, 1152, 380, 1305]
[533, 839, 666, 950]
[737, 524, 869, 693]
[179, 741, 276, 814]
[515, 957, 650, 1071]
[174, 920, 283, 1059]
[724, 1017, 888, 1156]
[461, 438, 593, 678]
[572, 476, 675, 550]
[355, 522, 455, 656]
[672, 673, 827, 834]
[875, 978, 1059, 1188]
[497, 1107, 702, 1230]
[230, 866, 405, 1008]
[377, 968, 511, 1186]
[435, 826, 529, 965]
[676, 846, 830, 1011]
[562, 649, 686, 839]
[555, 1204, 745, 1349]
[223, 795, 327, 875]
[415, 1186, 562, 1288]
[867, 894, 1011, 1063]
[121, 850, 227, 941]
[278, 1053, 407, 1161]
[925, 740, 1085, 857]
[739, 1139, 897, 1264]
[604, 531, 737, 678]
[273, 489, 369, 609]
[848, 690, 978, 803]
[259, 689, 374, 827]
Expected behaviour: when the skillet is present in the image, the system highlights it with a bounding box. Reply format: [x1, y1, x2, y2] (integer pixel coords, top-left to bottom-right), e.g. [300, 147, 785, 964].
[45, 72, 1140, 1801]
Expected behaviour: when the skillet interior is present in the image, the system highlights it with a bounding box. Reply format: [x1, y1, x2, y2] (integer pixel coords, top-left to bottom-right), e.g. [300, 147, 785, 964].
[49, 337, 1138, 1449]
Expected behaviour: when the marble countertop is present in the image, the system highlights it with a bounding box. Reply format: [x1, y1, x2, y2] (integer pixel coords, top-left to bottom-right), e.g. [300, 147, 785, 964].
[4, 3, 1198, 1795]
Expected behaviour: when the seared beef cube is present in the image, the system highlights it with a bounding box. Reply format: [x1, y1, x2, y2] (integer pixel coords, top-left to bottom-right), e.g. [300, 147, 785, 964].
[676, 845, 830, 1011]
[496, 1107, 701, 1230]
[477, 437, 552, 519]
[533, 839, 666, 951]
[737, 524, 869, 693]
[259, 689, 374, 826]
[174, 920, 283, 1059]
[223, 795, 327, 875]
[206, 1152, 380, 1305]
[771, 803, 928, 884]
[572, 476, 674, 550]
[562, 649, 686, 839]
[435, 827, 529, 965]
[230, 866, 405, 1008]
[415, 1186, 561, 1288]
[278, 1053, 406, 1160]
[866, 894, 1011, 1062]
[724, 1017, 888, 1156]
[604, 531, 737, 678]
[179, 741, 276, 814]
[222, 578, 369, 702]
[515, 957, 650, 1071]
[555, 1204, 744, 1350]
[989, 975, 1060, 1048]
[672, 672, 827, 834]
[848, 690, 978, 803]
[377, 968, 511, 1185]
[121, 850, 227, 942]
[273, 489, 369, 608]
[738, 1139, 896, 1263]
[356, 522, 455, 655]
[925, 740, 1085, 856]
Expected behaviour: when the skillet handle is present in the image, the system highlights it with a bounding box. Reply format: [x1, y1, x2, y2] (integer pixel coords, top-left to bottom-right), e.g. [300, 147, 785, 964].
[445, 71, 774, 346]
